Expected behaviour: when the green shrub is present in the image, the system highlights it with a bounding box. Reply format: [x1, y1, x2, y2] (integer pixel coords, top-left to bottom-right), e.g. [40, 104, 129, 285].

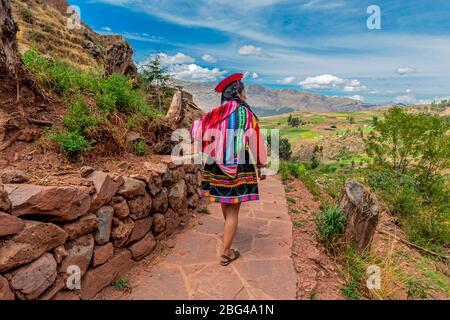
[114, 279, 130, 291]
[43, 22, 54, 33]
[19, 7, 34, 23]
[28, 31, 46, 42]
[133, 139, 147, 156]
[63, 99, 99, 133]
[51, 130, 93, 157]
[314, 206, 346, 243]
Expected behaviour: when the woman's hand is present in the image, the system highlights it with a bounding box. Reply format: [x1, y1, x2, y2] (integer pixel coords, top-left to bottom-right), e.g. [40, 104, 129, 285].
[258, 168, 267, 180]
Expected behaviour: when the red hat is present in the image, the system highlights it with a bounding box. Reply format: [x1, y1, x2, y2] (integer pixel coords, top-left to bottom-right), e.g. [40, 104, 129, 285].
[215, 73, 244, 93]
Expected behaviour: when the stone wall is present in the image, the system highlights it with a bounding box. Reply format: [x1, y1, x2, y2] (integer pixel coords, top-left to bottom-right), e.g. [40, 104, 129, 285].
[0, 157, 202, 300]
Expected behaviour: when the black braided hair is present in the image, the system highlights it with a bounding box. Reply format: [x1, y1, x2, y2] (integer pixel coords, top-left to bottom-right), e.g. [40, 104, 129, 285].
[221, 80, 245, 105]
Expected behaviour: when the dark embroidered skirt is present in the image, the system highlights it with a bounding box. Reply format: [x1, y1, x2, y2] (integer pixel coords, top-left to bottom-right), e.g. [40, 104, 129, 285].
[201, 151, 259, 204]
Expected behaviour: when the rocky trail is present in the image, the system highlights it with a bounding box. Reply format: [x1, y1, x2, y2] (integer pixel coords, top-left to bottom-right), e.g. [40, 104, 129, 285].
[97, 175, 299, 300]
[96, 175, 347, 300]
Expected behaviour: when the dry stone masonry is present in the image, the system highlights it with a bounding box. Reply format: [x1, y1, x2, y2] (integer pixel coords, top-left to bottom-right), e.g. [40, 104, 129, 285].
[0, 157, 202, 300]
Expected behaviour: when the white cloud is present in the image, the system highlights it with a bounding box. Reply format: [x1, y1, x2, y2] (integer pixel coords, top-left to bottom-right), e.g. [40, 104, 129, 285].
[349, 95, 365, 102]
[201, 54, 217, 63]
[299, 74, 367, 92]
[395, 67, 417, 75]
[239, 45, 262, 56]
[405, 88, 413, 94]
[158, 52, 195, 65]
[101, 26, 112, 32]
[277, 76, 296, 84]
[299, 74, 345, 89]
[170, 64, 226, 81]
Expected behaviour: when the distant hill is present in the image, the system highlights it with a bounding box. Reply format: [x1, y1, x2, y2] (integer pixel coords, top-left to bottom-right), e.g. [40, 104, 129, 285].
[176, 81, 370, 115]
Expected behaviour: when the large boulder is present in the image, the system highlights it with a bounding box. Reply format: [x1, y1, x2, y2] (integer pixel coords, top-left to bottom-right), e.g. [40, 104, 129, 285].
[0, 184, 11, 212]
[0, 275, 14, 300]
[94, 206, 114, 245]
[59, 234, 94, 277]
[168, 179, 187, 211]
[80, 250, 133, 300]
[117, 177, 146, 198]
[129, 234, 156, 261]
[128, 191, 152, 220]
[62, 214, 99, 241]
[9, 253, 57, 300]
[0, 221, 67, 273]
[4, 184, 91, 222]
[0, 212, 24, 237]
[88, 171, 121, 211]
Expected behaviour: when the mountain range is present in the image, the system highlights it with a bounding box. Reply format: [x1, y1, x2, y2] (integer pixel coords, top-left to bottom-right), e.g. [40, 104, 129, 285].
[176, 81, 371, 116]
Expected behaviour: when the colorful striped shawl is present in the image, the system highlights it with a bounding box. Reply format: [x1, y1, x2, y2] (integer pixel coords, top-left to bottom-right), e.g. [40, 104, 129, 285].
[190, 100, 266, 178]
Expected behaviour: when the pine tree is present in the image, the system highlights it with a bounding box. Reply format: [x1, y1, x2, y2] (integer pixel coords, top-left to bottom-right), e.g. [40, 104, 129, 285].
[141, 50, 171, 111]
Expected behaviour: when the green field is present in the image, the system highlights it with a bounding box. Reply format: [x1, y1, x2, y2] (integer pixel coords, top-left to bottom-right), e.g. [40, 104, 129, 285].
[260, 110, 382, 143]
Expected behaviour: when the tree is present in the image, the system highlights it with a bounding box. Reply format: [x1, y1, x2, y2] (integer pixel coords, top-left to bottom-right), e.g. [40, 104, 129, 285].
[311, 145, 321, 169]
[140, 50, 171, 111]
[290, 117, 301, 128]
[288, 114, 293, 126]
[279, 137, 292, 160]
[372, 116, 378, 126]
[365, 107, 450, 178]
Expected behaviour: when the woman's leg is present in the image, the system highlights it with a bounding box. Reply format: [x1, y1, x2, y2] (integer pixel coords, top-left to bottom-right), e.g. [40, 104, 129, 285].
[221, 203, 227, 220]
[222, 203, 241, 257]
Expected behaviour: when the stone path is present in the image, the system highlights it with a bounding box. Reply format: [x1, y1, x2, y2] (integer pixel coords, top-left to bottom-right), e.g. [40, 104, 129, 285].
[123, 176, 297, 300]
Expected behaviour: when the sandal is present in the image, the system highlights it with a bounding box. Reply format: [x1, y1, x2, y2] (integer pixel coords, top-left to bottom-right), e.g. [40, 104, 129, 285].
[220, 249, 240, 266]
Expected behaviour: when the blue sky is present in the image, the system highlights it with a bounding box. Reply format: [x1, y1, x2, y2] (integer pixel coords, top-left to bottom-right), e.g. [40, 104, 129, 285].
[69, 0, 450, 104]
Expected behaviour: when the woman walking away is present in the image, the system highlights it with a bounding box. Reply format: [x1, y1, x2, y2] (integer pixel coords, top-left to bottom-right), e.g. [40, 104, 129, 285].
[190, 73, 268, 266]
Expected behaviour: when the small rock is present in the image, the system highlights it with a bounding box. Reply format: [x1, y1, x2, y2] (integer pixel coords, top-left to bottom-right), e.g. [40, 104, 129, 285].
[0, 213, 24, 237]
[117, 177, 146, 198]
[164, 209, 181, 236]
[168, 179, 187, 211]
[53, 246, 68, 264]
[112, 196, 129, 219]
[88, 171, 121, 211]
[60, 234, 94, 277]
[0, 275, 14, 300]
[92, 243, 114, 268]
[165, 239, 176, 249]
[95, 206, 114, 245]
[129, 234, 156, 261]
[10, 253, 57, 300]
[111, 219, 134, 248]
[79, 166, 95, 178]
[1, 170, 29, 184]
[62, 214, 99, 241]
[152, 213, 166, 235]
[128, 191, 152, 220]
[0, 184, 11, 212]
[152, 188, 168, 213]
[126, 216, 152, 245]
